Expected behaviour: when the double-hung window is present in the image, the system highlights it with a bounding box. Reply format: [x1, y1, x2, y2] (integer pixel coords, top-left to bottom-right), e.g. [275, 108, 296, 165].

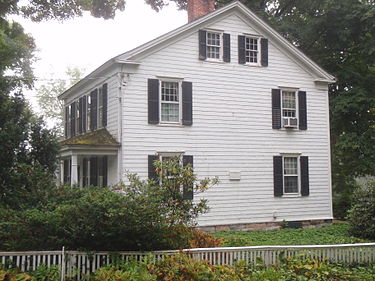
[206, 31, 222, 60]
[281, 90, 298, 128]
[282, 91, 297, 118]
[283, 156, 299, 194]
[245, 37, 260, 64]
[274, 155, 309, 197]
[160, 81, 180, 123]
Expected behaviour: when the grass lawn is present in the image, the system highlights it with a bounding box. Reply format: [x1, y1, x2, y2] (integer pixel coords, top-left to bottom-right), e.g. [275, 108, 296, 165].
[212, 222, 372, 247]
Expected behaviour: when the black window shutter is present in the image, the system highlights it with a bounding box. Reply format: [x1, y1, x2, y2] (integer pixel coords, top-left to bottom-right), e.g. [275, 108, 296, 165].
[90, 157, 98, 186]
[223, 33, 231, 63]
[183, 155, 194, 200]
[70, 102, 76, 137]
[82, 95, 87, 133]
[148, 155, 159, 184]
[298, 91, 307, 130]
[63, 159, 69, 184]
[272, 89, 281, 129]
[83, 158, 88, 187]
[103, 156, 108, 187]
[102, 83, 108, 127]
[273, 156, 283, 196]
[199, 30, 207, 60]
[64, 106, 69, 139]
[148, 79, 159, 124]
[261, 38, 268, 67]
[238, 35, 246, 64]
[90, 89, 98, 130]
[78, 97, 83, 134]
[300, 156, 309, 196]
[182, 81, 193, 126]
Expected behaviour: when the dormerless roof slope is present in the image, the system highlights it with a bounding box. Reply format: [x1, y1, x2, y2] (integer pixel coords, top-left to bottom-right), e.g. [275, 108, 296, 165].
[59, 1, 335, 99]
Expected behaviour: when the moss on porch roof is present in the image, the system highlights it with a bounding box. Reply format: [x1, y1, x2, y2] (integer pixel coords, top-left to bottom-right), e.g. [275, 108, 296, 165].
[60, 128, 119, 146]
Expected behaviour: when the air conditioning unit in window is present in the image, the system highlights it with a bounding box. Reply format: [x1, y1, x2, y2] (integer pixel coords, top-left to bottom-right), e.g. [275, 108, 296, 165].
[283, 117, 298, 128]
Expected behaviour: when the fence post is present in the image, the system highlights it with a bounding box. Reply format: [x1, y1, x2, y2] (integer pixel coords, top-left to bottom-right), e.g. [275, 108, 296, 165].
[60, 247, 65, 281]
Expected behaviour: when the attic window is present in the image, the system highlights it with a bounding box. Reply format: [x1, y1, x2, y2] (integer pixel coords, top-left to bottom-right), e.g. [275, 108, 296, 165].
[245, 37, 260, 64]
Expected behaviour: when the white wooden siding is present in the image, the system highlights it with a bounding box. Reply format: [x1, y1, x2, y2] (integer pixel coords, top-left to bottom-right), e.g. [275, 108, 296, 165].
[118, 14, 332, 226]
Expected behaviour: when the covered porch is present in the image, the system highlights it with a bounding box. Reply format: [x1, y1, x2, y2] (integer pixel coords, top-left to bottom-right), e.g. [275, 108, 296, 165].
[59, 128, 120, 187]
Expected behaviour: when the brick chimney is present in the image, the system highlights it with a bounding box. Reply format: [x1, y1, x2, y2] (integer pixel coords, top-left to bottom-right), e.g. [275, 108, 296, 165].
[187, 0, 215, 22]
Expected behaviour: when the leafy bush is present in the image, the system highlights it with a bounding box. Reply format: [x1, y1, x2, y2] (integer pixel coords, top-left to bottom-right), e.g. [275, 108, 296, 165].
[88, 259, 155, 281]
[148, 254, 242, 281]
[30, 264, 59, 281]
[187, 229, 222, 248]
[0, 158, 218, 251]
[0, 269, 33, 280]
[347, 180, 375, 239]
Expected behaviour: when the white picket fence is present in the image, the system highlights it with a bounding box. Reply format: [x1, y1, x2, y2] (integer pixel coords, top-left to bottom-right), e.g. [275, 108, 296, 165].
[1, 243, 374, 280]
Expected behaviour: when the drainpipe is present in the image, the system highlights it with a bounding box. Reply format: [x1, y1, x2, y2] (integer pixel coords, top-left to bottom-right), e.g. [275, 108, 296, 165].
[117, 71, 127, 183]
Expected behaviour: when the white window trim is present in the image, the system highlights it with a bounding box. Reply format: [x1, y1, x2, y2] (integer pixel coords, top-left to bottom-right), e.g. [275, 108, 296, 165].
[281, 153, 301, 196]
[244, 36, 261, 66]
[205, 30, 223, 62]
[159, 79, 182, 125]
[280, 88, 299, 128]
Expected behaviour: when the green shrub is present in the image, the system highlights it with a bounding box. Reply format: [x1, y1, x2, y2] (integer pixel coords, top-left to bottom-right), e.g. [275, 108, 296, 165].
[30, 264, 59, 281]
[149, 254, 242, 281]
[0, 268, 33, 280]
[187, 229, 222, 248]
[0, 158, 218, 251]
[347, 180, 375, 239]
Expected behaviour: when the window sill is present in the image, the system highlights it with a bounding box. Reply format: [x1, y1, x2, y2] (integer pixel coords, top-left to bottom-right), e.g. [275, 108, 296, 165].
[203, 59, 225, 64]
[281, 194, 301, 198]
[157, 123, 184, 127]
[244, 63, 261, 67]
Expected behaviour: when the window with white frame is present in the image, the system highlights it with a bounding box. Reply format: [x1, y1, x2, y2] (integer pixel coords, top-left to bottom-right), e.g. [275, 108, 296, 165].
[206, 31, 221, 60]
[245, 37, 259, 64]
[160, 81, 180, 123]
[283, 156, 299, 194]
[282, 90, 297, 118]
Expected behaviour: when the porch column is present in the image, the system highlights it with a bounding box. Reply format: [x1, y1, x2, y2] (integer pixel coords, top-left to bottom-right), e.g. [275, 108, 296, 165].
[60, 160, 64, 185]
[71, 154, 78, 186]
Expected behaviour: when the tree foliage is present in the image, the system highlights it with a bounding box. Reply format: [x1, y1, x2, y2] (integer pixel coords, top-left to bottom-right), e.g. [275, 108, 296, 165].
[347, 181, 375, 240]
[1, 0, 126, 21]
[36, 67, 83, 136]
[0, 8, 60, 208]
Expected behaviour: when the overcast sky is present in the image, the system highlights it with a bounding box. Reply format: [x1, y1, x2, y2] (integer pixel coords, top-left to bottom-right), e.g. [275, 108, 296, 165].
[13, 0, 187, 111]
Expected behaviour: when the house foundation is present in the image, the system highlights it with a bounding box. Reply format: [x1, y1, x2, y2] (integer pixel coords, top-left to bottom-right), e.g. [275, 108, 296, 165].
[198, 219, 333, 233]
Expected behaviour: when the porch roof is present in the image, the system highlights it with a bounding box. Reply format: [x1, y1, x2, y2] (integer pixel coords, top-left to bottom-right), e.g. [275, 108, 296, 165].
[60, 128, 120, 146]
[59, 128, 120, 157]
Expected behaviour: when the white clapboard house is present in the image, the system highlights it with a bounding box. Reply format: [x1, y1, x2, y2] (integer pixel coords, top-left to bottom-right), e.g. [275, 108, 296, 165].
[58, 0, 335, 230]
